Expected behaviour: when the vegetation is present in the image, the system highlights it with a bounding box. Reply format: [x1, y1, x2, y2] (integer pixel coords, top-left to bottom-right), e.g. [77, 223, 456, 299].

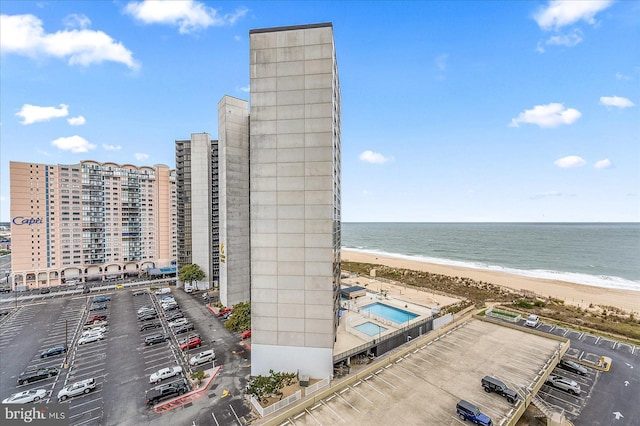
[225, 301, 251, 333]
[178, 263, 205, 286]
[190, 370, 208, 386]
[342, 261, 640, 343]
[246, 370, 297, 403]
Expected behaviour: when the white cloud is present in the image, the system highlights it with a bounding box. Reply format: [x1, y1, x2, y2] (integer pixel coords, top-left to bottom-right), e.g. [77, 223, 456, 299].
[134, 153, 150, 161]
[16, 103, 68, 124]
[103, 144, 122, 151]
[124, 1, 248, 34]
[435, 54, 448, 71]
[35, 147, 52, 156]
[545, 29, 583, 47]
[239, 85, 250, 92]
[554, 155, 586, 168]
[63, 13, 91, 30]
[0, 14, 139, 69]
[615, 72, 632, 81]
[534, 0, 613, 31]
[594, 158, 612, 169]
[530, 190, 563, 200]
[51, 135, 96, 153]
[536, 42, 546, 54]
[510, 103, 581, 128]
[67, 115, 86, 126]
[599, 96, 634, 109]
[359, 150, 393, 164]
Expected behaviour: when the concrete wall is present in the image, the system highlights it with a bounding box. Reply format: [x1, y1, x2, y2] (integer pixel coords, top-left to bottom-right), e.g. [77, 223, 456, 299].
[190, 133, 213, 282]
[218, 96, 251, 307]
[249, 23, 341, 379]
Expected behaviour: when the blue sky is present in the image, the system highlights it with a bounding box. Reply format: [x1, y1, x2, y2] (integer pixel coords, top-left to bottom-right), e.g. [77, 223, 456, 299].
[1, 0, 638, 222]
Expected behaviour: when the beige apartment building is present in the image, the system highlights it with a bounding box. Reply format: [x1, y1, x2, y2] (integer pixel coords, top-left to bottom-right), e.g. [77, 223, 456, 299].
[10, 161, 176, 289]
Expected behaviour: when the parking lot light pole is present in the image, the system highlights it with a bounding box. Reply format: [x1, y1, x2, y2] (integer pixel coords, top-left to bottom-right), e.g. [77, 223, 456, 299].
[64, 319, 69, 369]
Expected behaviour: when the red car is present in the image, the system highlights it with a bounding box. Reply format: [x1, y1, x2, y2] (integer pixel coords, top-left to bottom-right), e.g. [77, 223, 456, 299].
[86, 315, 107, 324]
[241, 329, 251, 339]
[179, 336, 202, 351]
[216, 307, 232, 317]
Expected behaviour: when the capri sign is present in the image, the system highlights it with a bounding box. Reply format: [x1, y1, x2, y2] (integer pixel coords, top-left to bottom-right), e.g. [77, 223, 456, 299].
[12, 216, 44, 226]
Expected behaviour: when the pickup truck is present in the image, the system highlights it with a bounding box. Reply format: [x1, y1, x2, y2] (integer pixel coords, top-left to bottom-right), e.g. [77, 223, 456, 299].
[145, 382, 187, 406]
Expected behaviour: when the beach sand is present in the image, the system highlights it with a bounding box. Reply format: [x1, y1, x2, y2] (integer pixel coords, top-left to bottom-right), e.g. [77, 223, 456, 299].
[342, 249, 640, 314]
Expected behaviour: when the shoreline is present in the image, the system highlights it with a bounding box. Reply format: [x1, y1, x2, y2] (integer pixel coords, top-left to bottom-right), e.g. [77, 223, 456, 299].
[342, 249, 640, 314]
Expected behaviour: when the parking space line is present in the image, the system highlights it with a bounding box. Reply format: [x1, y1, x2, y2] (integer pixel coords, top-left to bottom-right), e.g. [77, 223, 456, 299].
[319, 399, 345, 423]
[69, 407, 102, 420]
[69, 396, 103, 410]
[70, 415, 102, 426]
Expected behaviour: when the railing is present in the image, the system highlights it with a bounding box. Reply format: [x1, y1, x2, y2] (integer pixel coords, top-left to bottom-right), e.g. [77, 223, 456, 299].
[250, 390, 302, 417]
[485, 307, 521, 323]
[305, 376, 330, 397]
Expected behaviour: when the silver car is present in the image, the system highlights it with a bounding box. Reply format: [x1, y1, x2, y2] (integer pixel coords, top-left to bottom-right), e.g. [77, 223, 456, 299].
[546, 374, 581, 395]
[189, 349, 216, 366]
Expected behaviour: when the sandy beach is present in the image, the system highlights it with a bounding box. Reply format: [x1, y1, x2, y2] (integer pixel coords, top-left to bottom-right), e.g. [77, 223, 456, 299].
[342, 249, 640, 314]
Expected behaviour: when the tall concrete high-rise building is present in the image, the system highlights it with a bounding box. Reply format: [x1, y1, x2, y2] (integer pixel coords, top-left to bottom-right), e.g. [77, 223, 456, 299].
[218, 96, 251, 307]
[10, 161, 176, 289]
[175, 133, 219, 285]
[249, 23, 342, 378]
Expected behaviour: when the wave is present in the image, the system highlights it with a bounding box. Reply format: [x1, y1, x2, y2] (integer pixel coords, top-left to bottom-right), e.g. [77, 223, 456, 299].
[342, 247, 640, 292]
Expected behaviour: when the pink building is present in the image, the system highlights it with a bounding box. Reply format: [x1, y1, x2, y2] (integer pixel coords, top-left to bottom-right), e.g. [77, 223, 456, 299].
[10, 161, 176, 290]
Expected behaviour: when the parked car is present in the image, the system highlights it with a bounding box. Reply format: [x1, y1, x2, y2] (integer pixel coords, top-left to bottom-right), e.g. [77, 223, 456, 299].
[86, 315, 107, 324]
[216, 307, 231, 317]
[138, 313, 158, 322]
[92, 296, 111, 303]
[89, 303, 108, 311]
[138, 306, 154, 313]
[40, 344, 67, 358]
[241, 329, 252, 339]
[39, 287, 51, 294]
[189, 349, 215, 366]
[145, 334, 170, 346]
[158, 295, 174, 302]
[82, 327, 107, 337]
[179, 336, 202, 351]
[558, 359, 588, 376]
[168, 318, 188, 328]
[58, 378, 96, 401]
[2, 389, 48, 404]
[140, 322, 162, 332]
[174, 323, 195, 335]
[163, 304, 180, 312]
[154, 288, 171, 295]
[481, 376, 518, 403]
[133, 290, 147, 296]
[546, 374, 581, 395]
[149, 366, 183, 384]
[456, 400, 492, 426]
[165, 312, 184, 322]
[524, 314, 540, 327]
[145, 382, 187, 406]
[202, 293, 209, 301]
[83, 320, 107, 330]
[17, 367, 59, 385]
[78, 333, 104, 345]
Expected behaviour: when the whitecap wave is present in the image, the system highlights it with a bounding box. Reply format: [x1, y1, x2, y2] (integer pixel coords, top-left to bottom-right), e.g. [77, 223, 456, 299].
[342, 247, 640, 292]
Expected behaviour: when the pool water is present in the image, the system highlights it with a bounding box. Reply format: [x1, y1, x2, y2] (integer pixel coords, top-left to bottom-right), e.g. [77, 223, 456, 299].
[361, 302, 418, 323]
[354, 321, 388, 336]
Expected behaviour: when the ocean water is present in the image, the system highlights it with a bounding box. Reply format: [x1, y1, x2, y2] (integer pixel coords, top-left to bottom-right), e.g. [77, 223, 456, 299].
[341, 223, 640, 292]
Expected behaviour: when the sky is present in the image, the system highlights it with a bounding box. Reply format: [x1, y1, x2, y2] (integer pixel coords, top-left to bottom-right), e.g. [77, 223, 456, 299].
[1, 0, 638, 223]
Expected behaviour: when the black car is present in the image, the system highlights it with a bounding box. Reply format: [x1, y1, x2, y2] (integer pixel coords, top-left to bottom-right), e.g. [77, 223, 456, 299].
[138, 313, 158, 321]
[174, 323, 195, 335]
[145, 382, 188, 406]
[133, 290, 147, 296]
[17, 367, 59, 385]
[40, 287, 51, 294]
[40, 345, 67, 358]
[163, 304, 180, 312]
[92, 296, 111, 303]
[89, 303, 108, 311]
[165, 312, 184, 322]
[144, 334, 169, 345]
[558, 359, 588, 376]
[140, 322, 162, 332]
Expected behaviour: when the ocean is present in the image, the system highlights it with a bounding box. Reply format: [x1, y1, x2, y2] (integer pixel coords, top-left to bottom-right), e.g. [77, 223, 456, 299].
[341, 223, 640, 292]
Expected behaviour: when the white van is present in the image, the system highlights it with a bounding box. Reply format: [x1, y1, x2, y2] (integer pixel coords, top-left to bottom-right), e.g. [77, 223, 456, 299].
[154, 288, 171, 295]
[184, 284, 193, 293]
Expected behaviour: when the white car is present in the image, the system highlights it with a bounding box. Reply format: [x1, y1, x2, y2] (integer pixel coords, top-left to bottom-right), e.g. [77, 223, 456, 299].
[83, 320, 107, 330]
[137, 306, 155, 314]
[58, 378, 96, 401]
[2, 389, 47, 404]
[78, 333, 104, 345]
[82, 326, 107, 337]
[168, 318, 188, 328]
[525, 314, 540, 327]
[189, 350, 216, 366]
[149, 366, 183, 384]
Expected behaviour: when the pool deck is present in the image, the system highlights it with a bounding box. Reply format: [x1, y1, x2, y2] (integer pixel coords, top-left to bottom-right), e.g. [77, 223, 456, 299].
[334, 275, 462, 354]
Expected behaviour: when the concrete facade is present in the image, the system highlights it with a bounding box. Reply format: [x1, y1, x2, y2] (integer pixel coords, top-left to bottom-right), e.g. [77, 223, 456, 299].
[10, 161, 176, 289]
[175, 134, 219, 285]
[249, 23, 342, 379]
[218, 96, 251, 307]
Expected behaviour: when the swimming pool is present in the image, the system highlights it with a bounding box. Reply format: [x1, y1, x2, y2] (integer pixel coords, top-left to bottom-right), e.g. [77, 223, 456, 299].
[361, 303, 418, 323]
[354, 321, 388, 336]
